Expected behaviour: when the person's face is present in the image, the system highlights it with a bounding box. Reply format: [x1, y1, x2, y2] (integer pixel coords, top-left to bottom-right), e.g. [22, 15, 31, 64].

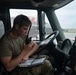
[17, 25, 30, 38]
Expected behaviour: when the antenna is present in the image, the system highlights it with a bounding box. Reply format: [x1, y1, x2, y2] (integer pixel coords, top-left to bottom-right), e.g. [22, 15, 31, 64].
[25, 25, 32, 44]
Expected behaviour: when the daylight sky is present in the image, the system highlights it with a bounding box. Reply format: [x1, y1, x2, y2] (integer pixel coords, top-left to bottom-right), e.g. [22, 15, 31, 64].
[10, 0, 76, 29]
[55, 0, 76, 29]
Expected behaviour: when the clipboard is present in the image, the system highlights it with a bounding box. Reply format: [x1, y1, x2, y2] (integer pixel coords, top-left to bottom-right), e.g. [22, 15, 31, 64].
[18, 57, 46, 67]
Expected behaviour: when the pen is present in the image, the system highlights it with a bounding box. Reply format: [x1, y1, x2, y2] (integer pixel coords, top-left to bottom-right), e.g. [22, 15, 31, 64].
[31, 55, 39, 65]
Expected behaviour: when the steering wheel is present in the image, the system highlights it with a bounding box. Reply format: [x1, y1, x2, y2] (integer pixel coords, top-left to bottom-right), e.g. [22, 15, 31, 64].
[38, 30, 59, 51]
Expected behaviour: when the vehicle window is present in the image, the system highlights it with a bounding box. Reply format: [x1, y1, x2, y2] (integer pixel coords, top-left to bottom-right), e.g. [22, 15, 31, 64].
[10, 9, 57, 44]
[10, 9, 39, 40]
[45, 13, 57, 44]
[55, 0, 76, 40]
[45, 13, 53, 37]
[0, 20, 5, 38]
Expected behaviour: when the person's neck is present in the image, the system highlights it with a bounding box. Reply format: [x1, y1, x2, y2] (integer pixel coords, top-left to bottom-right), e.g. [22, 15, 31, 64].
[10, 29, 19, 38]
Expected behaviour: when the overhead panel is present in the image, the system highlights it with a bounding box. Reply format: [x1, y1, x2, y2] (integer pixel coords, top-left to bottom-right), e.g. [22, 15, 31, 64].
[31, 0, 73, 9]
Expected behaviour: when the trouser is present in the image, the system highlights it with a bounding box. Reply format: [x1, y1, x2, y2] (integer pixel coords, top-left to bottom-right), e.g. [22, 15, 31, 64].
[10, 55, 54, 75]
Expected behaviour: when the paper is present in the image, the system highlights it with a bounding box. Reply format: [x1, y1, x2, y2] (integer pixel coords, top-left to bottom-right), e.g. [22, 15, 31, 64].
[18, 57, 46, 67]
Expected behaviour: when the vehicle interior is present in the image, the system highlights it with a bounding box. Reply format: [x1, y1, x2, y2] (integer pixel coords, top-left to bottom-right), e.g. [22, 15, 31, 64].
[0, 0, 76, 75]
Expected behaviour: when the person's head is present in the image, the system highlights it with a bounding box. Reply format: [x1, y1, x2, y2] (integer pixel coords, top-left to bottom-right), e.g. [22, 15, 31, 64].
[12, 14, 32, 38]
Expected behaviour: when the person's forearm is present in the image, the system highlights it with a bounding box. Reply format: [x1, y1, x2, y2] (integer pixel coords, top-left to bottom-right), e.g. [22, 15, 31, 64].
[5, 50, 27, 72]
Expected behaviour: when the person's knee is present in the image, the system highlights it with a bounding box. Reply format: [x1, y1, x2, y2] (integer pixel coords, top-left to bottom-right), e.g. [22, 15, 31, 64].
[41, 60, 54, 75]
[44, 60, 53, 69]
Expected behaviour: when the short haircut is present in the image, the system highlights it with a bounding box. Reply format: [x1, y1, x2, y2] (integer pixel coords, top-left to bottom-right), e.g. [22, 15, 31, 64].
[13, 14, 32, 28]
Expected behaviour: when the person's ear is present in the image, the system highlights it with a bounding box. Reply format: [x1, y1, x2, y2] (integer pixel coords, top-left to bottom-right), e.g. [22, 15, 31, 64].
[15, 25, 19, 29]
[16, 26, 19, 29]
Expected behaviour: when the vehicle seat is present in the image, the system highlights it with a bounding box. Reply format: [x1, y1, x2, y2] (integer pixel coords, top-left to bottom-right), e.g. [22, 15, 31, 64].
[60, 39, 72, 55]
[0, 20, 4, 38]
[0, 40, 9, 75]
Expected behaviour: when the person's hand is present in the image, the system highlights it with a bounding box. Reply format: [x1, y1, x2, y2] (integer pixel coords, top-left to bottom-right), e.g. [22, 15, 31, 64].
[21, 40, 37, 56]
[22, 40, 34, 52]
[21, 40, 38, 62]
[21, 55, 29, 63]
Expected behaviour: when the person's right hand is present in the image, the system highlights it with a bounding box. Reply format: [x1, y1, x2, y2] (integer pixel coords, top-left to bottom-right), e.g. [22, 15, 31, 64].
[22, 40, 34, 53]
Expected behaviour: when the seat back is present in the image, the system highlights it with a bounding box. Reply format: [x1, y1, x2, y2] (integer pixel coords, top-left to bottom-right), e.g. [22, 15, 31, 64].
[0, 43, 8, 75]
[60, 39, 72, 55]
[0, 20, 5, 38]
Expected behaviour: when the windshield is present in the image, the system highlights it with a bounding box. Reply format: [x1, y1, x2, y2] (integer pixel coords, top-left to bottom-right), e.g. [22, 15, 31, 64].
[55, 0, 76, 40]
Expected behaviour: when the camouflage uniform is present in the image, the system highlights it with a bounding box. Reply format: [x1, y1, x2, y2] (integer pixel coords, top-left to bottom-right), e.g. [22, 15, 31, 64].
[10, 59, 54, 75]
